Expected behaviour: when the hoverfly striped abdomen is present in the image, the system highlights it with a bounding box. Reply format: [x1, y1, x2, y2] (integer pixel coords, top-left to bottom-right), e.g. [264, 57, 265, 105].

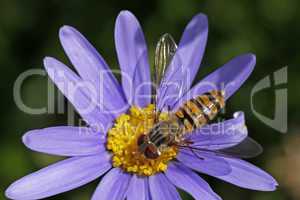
[174, 90, 225, 132]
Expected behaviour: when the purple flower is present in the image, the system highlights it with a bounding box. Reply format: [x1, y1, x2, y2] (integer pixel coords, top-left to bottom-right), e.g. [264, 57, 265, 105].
[6, 10, 277, 200]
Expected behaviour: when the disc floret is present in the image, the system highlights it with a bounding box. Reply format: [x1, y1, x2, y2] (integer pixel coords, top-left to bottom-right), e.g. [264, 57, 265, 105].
[106, 104, 178, 176]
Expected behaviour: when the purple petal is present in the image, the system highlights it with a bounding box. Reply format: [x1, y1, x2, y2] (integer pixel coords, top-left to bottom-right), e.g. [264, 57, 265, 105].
[212, 158, 278, 191]
[115, 11, 151, 107]
[127, 175, 151, 200]
[158, 13, 208, 110]
[166, 162, 221, 200]
[59, 25, 128, 115]
[92, 168, 132, 200]
[187, 111, 247, 150]
[5, 154, 111, 200]
[149, 173, 181, 200]
[177, 149, 231, 176]
[175, 54, 256, 108]
[44, 57, 114, 131]
[22, 126, 106, 156]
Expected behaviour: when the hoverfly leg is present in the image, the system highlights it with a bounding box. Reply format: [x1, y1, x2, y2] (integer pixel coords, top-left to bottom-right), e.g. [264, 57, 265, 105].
[167, 105, 173, 119]
[172, 140, 205, 161]
[154, 110, 160, 124]
[184, 142, 205, 160]
[181, 139, 194, 145]
[190, 148, 205, 160]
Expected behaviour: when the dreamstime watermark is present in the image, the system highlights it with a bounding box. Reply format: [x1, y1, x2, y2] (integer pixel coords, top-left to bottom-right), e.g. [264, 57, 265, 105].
[13, 66, 288, 134]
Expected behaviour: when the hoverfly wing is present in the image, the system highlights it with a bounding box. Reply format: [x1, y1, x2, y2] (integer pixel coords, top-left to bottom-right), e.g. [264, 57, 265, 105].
[178, 137, 263, 160]
[153, 33, 177, 121]
[218, 137, 263, 159]
[153, 33, 177, 92]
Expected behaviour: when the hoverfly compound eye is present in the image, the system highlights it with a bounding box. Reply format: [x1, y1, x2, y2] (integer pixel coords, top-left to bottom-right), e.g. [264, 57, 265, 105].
[144, 143, 160, 159]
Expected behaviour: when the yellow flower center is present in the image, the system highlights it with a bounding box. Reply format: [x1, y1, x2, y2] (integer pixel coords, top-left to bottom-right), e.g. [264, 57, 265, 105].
[106, 104, 178, 176]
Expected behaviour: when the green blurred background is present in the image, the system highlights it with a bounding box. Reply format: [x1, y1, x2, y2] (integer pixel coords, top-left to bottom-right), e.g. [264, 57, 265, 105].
[0, 0, 298, 199]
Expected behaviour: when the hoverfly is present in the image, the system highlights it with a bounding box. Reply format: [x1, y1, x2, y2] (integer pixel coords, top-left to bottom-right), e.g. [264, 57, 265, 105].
[137, 34, 262, 160]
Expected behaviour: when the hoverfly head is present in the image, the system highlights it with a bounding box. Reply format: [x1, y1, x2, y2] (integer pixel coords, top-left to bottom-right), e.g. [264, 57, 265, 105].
[137, 134, 161, 159]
